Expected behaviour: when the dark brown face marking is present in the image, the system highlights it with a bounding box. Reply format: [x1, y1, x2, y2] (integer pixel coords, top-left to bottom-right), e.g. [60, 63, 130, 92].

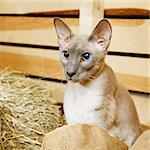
[54, 18, 112, 82]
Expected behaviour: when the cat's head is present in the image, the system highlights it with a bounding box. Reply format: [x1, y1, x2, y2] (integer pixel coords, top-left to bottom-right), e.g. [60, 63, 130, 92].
[54, 18, 112, 82]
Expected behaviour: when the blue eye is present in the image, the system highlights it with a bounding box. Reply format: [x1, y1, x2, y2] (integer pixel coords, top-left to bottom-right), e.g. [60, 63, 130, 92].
[62, 51, 69, 59]
[82, 53, 91, 61]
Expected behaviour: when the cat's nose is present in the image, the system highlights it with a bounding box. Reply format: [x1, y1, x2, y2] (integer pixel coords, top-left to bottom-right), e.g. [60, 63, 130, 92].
[67, 71, 76, 78]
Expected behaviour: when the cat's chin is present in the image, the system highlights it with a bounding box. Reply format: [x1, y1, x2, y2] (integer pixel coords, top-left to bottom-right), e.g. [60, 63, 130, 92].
[66, 77, 82, 83]
[69, 77, 89, 83]
[65, 75, 88, 83]
[67, 78, 80, 83]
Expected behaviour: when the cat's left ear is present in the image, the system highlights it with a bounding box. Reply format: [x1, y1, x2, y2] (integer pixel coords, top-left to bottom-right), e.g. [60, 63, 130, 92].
[54, 17, 74, 47]
[88, 19, 112, 50]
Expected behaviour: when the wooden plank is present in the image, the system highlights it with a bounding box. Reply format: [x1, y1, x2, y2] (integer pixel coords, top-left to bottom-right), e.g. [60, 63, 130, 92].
[106, 55, 150, 79]
[0, 18, 149, 54]
[105, 8, 150, 19]
[0, 49, 149, 93]
[0, 50, 62, 79]
[27, 10, 79, 17]
[131, 93, 150, 126]
[105, 0, 150, 10]
[1, 42, 149, 58]
[27, 8, 150, 19]
[0, 0, 149, 14]
[116, 73, 150, 94]
[0, 0, 80, 14]
[1, 8, 149, 19]
[0, 17, 78, 31]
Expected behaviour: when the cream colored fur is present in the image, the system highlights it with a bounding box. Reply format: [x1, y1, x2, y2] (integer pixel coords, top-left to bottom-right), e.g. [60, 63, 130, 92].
[64, 64, 141, 147]
[54, 18, 141, 147]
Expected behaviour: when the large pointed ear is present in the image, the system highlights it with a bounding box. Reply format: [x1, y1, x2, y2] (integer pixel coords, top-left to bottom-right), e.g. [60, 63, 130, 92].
[54, 17, 74, 47]
[88, 19, 112, 51]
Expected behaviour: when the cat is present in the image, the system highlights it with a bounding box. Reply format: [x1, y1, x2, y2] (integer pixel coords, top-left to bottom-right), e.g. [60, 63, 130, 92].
[54, 17, 141, 147]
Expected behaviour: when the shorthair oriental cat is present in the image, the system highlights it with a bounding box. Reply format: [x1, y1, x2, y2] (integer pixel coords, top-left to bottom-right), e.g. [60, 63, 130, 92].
[54, 18, 141, 147]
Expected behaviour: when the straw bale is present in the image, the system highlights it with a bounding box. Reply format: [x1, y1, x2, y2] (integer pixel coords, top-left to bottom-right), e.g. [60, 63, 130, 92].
[0, 69, 65, 150]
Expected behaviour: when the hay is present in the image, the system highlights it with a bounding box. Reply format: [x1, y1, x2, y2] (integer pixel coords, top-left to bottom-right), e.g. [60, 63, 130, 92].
[0, 68, 65, 150]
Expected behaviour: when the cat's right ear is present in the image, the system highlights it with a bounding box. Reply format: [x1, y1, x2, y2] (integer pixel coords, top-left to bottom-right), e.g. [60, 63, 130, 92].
[54, 17, 73, 47]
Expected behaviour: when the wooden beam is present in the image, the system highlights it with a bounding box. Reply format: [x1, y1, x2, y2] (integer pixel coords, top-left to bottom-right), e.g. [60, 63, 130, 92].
[0, 17, 78, 32]
[0, 42, 149, 59]
[0, 8, 149, 19]
[0, 0, 149, 17]
[0, 51, 63, 80]
[79, 0, 104, 34]
[0, 51, 149, 93]
[0, 17, 149, 54]
[105, 8, 150, 19]
[116, 73, 150, 94]
[1, 46, 149, 78]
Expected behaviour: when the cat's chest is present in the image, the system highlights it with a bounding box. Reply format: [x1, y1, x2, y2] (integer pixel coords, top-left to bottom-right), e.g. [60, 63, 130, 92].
[64, 82, 101, 110]
[64, 82, 116, 128]
[64, 82, 104, 124]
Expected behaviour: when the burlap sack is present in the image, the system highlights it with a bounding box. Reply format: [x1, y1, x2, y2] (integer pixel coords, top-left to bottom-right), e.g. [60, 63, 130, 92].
[40, 124, 127, 150]
[140, 124, 150, 132]
[129, 130, 150, 150]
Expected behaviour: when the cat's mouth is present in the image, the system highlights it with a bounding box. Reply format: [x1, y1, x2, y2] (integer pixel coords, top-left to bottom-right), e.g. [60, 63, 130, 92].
[65, 73, 88, 83]
[66, 76, 79, 83]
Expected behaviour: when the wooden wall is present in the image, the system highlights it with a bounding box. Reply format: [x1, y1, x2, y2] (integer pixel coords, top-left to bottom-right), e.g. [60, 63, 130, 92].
[0, 0, 149, 125]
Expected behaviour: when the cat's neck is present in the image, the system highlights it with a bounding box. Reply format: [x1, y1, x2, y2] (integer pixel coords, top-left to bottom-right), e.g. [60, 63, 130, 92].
[79, 62, 107, 86]
[89, 62, 106, 80]
[74, 63, 117, 96]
